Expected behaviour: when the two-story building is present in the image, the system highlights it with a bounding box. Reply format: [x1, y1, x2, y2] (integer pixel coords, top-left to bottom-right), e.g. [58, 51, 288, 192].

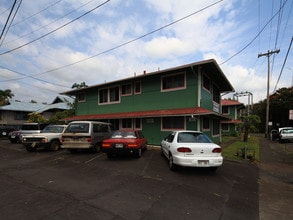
[221, 99, 245, 136]
[62, 59, 234, 145]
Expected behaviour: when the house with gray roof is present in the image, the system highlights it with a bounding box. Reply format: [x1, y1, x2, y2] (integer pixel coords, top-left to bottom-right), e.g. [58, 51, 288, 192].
[0, 95, 74, 127]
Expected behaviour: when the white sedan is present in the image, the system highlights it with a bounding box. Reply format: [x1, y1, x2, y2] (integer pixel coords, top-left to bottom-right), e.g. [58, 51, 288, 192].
[161, 130, 223, 171]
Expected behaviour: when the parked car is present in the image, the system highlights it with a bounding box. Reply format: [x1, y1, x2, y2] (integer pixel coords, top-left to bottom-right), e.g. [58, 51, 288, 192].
[22, 125, 67, 152]
[0, 125, 16, 138]
[8, 123, 49, 143]
[161, 130, 223, 171]
[279, 127, 293, 143]
[61, 121, 112, 153]
[102, 130, 147, 158]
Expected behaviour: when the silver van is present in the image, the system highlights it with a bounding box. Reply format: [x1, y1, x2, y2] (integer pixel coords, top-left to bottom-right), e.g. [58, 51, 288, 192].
[61, 121, 112, 153]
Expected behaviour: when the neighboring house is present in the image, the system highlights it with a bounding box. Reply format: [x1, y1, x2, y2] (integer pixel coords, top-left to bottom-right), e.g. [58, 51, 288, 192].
[0, 95, 73, 127]
[36, 95, 74, 120]
[221, 99, 244, 136]
[61, 59, 234, 145]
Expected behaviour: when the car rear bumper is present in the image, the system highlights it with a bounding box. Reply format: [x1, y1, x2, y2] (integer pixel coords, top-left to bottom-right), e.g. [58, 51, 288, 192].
[102, 147, 140, 155]
[173, 155, 223, 167]
[61, 142, 93, 149]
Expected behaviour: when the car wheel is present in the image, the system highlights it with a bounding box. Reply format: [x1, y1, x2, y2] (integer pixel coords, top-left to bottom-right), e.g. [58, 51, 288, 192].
[135, 148, 142, 158]
[10, 139, 17, 143]
[50, 140, 59, 151]
[26, 145, 36, 152]
[169, 154, 177, 171]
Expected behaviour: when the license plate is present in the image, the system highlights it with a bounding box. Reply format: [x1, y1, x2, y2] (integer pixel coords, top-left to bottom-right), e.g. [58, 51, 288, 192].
[11, 135, 15, 138]
[198, 160, 209, 165]
[115, 144, 123, 148]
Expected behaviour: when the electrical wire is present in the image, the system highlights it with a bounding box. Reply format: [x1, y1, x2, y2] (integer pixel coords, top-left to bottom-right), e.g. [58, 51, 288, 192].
[0, 0, 224, 84]
[0, 65, 71, 89]
[0, 0, 22, 47]
[273, 36, 293, 92]
[0, 0, 17, 42]
[11, 0, 63, 27]
[220, 0, 289, 65]
[3, 0, 97, 46]
[0, 0, 110, 56]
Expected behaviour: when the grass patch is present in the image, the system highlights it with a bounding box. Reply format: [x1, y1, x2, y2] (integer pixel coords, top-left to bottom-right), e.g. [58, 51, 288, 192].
[222, 135, 260, 161]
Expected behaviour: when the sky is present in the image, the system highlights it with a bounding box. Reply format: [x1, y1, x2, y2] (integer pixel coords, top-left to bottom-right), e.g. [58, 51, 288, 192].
[0, 0, 292, 105]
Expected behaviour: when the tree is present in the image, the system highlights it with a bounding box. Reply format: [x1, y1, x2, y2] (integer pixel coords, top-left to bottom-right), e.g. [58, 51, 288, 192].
[47, 109, 75, 124]
[71, 82, 88, 89]
[27, 112, 46, 123]
[239, 114, 261, 142]
[0, 89, 14, 105]
[253, 87, 293, 131]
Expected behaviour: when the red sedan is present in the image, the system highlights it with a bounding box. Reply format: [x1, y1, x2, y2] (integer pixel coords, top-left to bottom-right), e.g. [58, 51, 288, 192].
[102, 130, 147, 158]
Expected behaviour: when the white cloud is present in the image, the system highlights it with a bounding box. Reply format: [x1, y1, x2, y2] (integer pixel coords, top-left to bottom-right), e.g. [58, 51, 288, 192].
[0, 0, 292, 104]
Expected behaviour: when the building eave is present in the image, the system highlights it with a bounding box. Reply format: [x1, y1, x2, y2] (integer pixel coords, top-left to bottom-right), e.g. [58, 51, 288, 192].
[63, 107, 229, 121]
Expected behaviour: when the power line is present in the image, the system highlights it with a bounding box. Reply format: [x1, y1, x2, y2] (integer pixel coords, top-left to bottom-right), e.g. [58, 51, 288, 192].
[0, 65, 71, 89]
[0, 0, 224, 84]
[273, 36, 293, 92]
[3, 0, 97, 46]
[0, 0, 17, 42]
[220, 0, 289, 65]
[0, 0, 22, 47]
[0, 0, 110, 56]
[11, 0, 63, 27]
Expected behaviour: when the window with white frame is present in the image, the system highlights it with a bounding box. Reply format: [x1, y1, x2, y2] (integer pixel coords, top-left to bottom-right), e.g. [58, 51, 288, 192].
[202, 117, 210, 130]
[213, 119, 220, 136]
[202, 74, 210, 91]
[134, 118, 142, 129]
[121, 118, 132, 129]
[99, 86, 120, 104]
[162, 116, 185, 130]
[121, 83, 132, 96]
[78, 92, 86, 102]
[222, 106, 229, 114]
[212, 84, 220, 103]
[161, 72, 185, 91]
[134, 81, 141, 94]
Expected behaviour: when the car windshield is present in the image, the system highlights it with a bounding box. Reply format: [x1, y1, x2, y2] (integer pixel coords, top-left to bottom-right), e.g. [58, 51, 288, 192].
[41, 126, 64, 133]
[177, 132, 212, 143]
[111, 131, 137, 139]
[65, 123, 89, 133]
[21, 124, 39, 130]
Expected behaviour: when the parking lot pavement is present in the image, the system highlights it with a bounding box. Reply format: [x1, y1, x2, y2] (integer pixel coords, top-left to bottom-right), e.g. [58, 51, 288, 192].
[0, 140, 258, 220]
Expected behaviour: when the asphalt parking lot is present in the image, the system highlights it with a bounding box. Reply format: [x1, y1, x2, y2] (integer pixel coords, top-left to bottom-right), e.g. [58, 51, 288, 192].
[0, 139, 258, 220]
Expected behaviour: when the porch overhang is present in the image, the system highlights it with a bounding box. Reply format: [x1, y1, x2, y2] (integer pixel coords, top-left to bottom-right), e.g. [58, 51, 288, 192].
[63, 107, 230, 121]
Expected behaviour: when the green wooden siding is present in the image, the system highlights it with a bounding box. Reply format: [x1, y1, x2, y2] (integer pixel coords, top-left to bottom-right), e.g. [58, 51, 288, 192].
[76, 69, 200, 115]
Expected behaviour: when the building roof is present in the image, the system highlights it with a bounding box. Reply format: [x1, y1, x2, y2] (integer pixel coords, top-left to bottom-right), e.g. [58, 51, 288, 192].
[0, 100, 47, 112]
[63, 106, 230, 121]
[36, 102, 70, 113]
[221, 99, 244, 106]
[0, 96, 74, 113]
[61, 59, 234, 96]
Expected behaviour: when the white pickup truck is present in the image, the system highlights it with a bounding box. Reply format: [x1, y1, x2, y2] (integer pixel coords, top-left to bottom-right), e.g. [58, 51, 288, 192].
[22, 125, 67, 152]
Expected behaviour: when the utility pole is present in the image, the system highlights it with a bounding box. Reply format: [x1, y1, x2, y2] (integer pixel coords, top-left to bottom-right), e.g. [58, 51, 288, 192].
[258, 49, 280, 138]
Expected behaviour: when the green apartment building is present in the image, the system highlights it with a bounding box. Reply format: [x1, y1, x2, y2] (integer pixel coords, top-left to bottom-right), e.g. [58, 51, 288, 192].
[221, 99, 245, 136]
[62, 59, 234, 145]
